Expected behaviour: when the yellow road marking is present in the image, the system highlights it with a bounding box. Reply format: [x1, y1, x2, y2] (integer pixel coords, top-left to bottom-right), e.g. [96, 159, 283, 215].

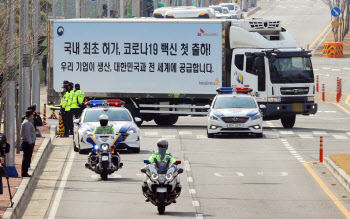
[345, 95, 350, 108]
[310, 22, 331, 50]
[334, 95, 350, 115]
[303, 162, 350, 218]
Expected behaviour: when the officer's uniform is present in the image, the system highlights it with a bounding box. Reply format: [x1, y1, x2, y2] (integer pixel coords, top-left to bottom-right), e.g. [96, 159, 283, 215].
[71, 89, 85, 119]
[61, 90, 69, 136]
[92, 125, 116, 135]
[149, 152, 176, 163]
[65, 90, 73, 135]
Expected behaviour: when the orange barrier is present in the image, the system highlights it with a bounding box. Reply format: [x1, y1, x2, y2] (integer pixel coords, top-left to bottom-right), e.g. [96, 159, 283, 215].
[320, 136, 323, 163]
[323, 42, 343, 58]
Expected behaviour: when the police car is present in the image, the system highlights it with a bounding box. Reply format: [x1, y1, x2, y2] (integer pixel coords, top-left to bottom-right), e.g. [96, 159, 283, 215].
[207, 87, 264, 138]
[73, 100, 141, 153]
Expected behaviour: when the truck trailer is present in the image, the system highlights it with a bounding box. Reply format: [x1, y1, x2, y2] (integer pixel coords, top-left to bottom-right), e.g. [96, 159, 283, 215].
[48, 18, 317, 127]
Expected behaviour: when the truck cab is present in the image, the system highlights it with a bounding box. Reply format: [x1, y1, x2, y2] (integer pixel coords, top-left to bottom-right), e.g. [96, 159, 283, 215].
[230, 19, 317, 128]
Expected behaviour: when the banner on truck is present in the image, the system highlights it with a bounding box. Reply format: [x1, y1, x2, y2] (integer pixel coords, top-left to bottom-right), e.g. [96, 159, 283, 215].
[53, 22, 223, 94]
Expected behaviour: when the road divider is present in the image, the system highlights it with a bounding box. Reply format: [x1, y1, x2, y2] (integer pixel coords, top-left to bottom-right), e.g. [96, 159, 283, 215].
[316, 75, 319, 92]
[320, 136, 324, 163]
[322, 84, 326, 102]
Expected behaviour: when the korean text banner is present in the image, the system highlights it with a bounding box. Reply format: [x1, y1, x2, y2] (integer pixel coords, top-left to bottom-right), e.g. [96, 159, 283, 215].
[53, 21, 223, 94]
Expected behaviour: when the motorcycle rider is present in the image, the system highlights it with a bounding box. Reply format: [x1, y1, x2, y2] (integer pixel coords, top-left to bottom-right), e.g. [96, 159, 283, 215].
[92, 114, 116, 134]
[142, 139, 180, 203]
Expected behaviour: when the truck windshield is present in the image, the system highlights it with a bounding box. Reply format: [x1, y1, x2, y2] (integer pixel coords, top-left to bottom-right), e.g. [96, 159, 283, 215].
[269, 57, 314, 84]
[84, 109, 132, 122]
[213, 97, 256, 109]
[221, 4, 235, 10]
[211, 7, 223, 13]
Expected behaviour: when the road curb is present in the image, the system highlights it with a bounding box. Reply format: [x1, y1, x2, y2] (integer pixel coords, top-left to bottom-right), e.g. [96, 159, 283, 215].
[324, 156, 350, 194]
[244, 6, 262, 18]
[2, 125, 57, 219]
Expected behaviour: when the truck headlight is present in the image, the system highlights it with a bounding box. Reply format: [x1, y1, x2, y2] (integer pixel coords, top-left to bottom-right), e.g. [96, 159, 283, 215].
[307, 96, 314, 102]
[251, 114, 261, 121]
[268, 97, 281, 102]
[210, 114, 219, 120]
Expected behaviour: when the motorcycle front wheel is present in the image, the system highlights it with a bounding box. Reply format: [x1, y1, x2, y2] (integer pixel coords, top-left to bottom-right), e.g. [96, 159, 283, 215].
[100, 161, 109, 181]
[157, 193, 166, 215]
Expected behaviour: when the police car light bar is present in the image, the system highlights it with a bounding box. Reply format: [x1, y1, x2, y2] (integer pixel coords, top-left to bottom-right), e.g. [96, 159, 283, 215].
[87, 99, 125, 107]
[216, 87, 236, 94]
[236, 87, 253, 94]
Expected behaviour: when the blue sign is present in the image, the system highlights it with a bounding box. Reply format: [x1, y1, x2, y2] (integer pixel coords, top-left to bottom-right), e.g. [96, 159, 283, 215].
[332, 7, 341, 17]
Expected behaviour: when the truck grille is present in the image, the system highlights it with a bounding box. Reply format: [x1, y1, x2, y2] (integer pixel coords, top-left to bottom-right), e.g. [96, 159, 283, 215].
[249, 21, 280, 29]
[281, 97, 307, 103]
[221, 117, 249, 123]
[280, 87, 309, 95]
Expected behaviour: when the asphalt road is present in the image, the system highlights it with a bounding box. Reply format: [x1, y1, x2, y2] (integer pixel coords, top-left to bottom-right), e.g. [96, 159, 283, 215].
[20, 1, 350, 218]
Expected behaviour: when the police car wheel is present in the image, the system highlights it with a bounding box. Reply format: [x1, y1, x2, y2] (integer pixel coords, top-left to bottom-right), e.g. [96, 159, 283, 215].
[256, 133, 263, 138]
[207, 132, 214, 138]
[73, 140, 79, 152]
[132, 147, 140, 153]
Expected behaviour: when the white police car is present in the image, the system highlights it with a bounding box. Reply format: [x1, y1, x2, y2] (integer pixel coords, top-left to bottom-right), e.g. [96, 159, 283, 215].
[207, 87, 264, 138]
[73, 100, 141, 153]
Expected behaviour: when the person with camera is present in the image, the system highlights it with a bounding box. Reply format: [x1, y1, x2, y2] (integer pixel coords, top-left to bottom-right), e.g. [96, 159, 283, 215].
[27, 104, 43, 129]
[21, 110, 36, 177]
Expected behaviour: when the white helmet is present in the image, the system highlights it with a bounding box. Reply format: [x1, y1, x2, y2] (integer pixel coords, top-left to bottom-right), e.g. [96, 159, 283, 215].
[99, 114, 109, 126]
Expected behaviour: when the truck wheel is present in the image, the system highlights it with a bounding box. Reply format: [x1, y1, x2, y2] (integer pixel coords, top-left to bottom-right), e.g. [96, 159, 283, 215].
[154, 115, 178, 126]
[125, 104, 142, 126]
[281, 115, 296, 128]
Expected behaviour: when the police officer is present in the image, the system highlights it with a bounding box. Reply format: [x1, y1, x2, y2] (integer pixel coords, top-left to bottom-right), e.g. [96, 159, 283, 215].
[92, 114, 116, 134]
[71, 83, 85, 119]
[60, 81, 69, 137]
[66, 82, 74, 135]
[148, 139, 176, 164]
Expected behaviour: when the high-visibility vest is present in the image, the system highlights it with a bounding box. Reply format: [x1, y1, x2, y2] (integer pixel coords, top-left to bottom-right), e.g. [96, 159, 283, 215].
[65, 90, 73, 111]
[71, 90, 85, 109]
[61, 92, 68, 108]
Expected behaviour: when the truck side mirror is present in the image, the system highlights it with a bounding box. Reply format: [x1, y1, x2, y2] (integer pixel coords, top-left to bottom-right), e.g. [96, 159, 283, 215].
[204, 105, 211, 109]
[73, 119, 80, 124]
[135, 117, 142, 123]
[260, 105, 266, 109]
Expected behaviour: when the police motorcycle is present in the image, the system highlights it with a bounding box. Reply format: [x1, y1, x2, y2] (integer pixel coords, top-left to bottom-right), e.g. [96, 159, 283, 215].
[141, 158, 183, 214]
[85, 134, 123, 180]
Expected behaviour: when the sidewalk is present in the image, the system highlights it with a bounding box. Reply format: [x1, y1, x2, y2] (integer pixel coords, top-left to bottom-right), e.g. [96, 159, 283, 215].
[0, 125, 50, 218]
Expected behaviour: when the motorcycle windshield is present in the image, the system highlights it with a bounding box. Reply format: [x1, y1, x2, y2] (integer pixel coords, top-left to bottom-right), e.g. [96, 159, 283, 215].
[155, 159, 170, 174]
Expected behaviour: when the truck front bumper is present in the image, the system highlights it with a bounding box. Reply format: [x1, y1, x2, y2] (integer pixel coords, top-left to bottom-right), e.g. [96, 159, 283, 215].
[261, 102, 317, 120]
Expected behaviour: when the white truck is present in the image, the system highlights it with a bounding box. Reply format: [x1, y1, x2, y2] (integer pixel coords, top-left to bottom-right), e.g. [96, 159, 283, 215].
[48, 19, 317, 127]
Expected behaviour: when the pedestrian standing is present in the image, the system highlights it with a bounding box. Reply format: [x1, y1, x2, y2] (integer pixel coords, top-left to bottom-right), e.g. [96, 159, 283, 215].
[61, 81, 69, 137]
[42, 55, 47, 86]
[21, 110, 36, 177]
[67, 82, 74, 135]
[71, 83, 85, 119]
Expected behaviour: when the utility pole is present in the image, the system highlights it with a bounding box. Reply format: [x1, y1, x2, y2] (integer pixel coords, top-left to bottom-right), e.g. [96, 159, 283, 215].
[76, 0, 81, 18]
[53, 0, 57, 19]
[107, 0, 111, 18]
[7, 0, 18, 177]
[120, 0, 125, 18]
[32, 0, 40, 111]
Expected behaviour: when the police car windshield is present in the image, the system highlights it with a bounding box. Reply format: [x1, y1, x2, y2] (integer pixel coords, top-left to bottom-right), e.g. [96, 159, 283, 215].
[83, 109, 132, 122]
[213, 96, 256, 109]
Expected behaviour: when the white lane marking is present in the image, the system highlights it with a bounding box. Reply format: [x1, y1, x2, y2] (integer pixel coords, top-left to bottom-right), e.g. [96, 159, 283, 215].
[196, 135, 206, 139]
[281, 139, 306, 163]
[299, 134, 314, 139]
[48, 149, 76, 219]
[284, 144, 291, 147]
[344, 68, 350, 70]
[314, 69, 319, 71]
[110, 174, 122, 178]
[214, 173, 223, 177]
[162, 135, 176, 139]
[279, 131, 294, 135]
[136, 173, 143, 178]
[324, 111, 336, 113]
[91, 174, 98, 179]
[145, 132, 158, 136]
[332, 69, 341, 71]
[333, 135, 349, 140]
[192, 201, 200, 207]
[281, 139, 287, 142]
[189, 189, 196, 194]
[184, 160, 191, 171]
[346, 132, 350, 136]
[196, 214, 204, 219]
[236, 172, 244, 177]
[179, 131, 192, 135]
[313, 131, 328, 136]
[257, 172, 264, 176]
[290, 150, 297, 154]
[187, 177, 193, 183]
[322, 67, 331, 69]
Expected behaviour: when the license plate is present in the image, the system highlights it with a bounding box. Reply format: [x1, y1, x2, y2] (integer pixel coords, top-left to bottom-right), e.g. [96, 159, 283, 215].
[102, 156, 109, 161]
[293, 103, 302, 112]
[227, 123, 244, 128]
